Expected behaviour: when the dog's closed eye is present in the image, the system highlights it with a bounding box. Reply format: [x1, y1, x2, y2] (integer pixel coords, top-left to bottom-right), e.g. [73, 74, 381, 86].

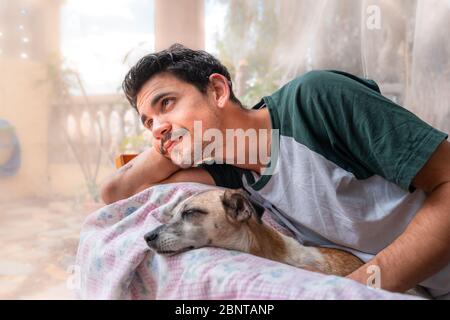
[181, 207, 208, 219]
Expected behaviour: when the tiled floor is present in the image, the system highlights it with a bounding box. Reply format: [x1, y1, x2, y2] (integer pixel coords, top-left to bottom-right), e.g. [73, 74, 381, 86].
[0, 198, 103, 299]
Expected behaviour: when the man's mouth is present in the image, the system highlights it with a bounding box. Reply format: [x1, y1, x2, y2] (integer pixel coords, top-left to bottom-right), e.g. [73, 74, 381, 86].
[160, 130, 186, 155]
[164, 136, 182, 154]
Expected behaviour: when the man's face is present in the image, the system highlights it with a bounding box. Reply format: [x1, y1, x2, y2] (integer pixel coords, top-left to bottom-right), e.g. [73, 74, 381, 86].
[136, 72, 221, 167]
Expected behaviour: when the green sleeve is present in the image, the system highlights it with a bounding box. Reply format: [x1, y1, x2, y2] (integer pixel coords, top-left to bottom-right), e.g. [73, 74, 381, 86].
[276, 70, 449, 192]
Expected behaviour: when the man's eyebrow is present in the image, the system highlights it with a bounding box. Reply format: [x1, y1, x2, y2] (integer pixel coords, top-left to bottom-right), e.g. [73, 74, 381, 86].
[139, 91, 175, 126]
[151, 91, 175, 108]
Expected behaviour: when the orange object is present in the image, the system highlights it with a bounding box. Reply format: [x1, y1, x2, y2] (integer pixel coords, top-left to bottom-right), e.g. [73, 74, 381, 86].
[115, 154, 138, 168]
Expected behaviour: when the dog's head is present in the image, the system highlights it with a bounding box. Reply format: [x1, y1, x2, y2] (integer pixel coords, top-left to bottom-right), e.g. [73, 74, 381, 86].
[144, 189, 264, 255]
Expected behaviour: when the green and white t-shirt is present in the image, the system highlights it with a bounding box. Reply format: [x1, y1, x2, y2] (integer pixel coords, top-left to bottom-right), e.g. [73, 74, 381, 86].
[199, 70, 449, 297]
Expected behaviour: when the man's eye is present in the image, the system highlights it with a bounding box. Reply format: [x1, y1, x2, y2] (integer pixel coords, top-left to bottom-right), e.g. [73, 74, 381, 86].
[161, 98, 173, 111]
[146, 119, 153, 129]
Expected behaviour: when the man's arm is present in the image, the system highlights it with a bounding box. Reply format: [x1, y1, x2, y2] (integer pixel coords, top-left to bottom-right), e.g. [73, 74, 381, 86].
[101, 147, 216, 204]
[133, 166, 216, 194]
[100, 147, 179, 204]
[347, 140, 450, 292]
[100, 148, 174, 204]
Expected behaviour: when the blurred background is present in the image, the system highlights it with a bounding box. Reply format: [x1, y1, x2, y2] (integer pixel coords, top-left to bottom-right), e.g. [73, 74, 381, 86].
[0, 0, 449, 299]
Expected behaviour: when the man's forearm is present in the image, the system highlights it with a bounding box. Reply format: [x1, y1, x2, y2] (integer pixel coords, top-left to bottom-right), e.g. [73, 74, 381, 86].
[100, 147, 180, 204]
[347, 182, 450, 292]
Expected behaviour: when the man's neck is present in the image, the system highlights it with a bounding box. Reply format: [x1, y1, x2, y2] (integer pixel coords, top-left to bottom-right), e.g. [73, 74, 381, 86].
[220, 105, 272, 174]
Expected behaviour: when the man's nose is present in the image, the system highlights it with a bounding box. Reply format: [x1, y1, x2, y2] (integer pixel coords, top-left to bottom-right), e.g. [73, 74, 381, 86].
[152, 120, 172, 140]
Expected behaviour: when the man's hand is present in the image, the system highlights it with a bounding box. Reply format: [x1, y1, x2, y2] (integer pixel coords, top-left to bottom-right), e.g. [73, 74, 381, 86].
[346, 141, 450, 292]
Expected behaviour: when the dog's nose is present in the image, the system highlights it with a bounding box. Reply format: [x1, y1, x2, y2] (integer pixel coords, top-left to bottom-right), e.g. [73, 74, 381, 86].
[144, 231, 158, 243]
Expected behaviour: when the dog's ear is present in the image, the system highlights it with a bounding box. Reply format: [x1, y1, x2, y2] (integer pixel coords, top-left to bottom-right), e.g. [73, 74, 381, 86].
[236, 188, 264, 223]
[221, 189, 254, 223]
[249, 200, 264, 223]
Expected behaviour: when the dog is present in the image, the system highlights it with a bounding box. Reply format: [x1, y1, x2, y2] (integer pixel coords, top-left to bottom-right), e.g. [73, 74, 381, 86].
[144, 188, 363, 276]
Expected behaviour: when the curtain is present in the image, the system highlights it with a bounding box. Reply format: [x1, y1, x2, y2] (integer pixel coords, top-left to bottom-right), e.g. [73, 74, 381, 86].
[272, 0, 450, 133]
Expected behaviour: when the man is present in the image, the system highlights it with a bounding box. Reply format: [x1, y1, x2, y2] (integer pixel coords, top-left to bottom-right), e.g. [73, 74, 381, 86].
[101, 44, 450, 298]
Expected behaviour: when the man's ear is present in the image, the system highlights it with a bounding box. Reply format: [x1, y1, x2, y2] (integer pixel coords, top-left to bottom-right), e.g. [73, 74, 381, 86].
[220, 189, 254, 223]
[208, 73, 230, 108]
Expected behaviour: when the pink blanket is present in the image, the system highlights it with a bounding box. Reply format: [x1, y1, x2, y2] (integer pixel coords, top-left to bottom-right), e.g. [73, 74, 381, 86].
[75, 182, 417, 299]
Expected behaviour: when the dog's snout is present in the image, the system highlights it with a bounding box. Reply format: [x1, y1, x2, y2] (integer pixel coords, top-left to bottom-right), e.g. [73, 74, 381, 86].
[145, 225, 167, 244]
[144, 231, 158, 243]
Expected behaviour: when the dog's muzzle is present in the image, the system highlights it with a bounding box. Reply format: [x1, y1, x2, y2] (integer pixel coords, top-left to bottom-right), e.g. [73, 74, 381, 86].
[144, 225, 195, 255]
[144, 225, 165, 245]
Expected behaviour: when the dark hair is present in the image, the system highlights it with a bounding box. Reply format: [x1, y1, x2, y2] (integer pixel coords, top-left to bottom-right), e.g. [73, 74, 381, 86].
[122, 43, 241, 110]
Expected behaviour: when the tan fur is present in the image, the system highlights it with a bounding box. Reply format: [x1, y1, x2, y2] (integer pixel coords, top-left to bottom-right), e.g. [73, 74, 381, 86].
[317, 248, 364, 276]
[246, 218, 288, 262]
[239, 215, 363, 276]
[145, 189, 364, 277]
